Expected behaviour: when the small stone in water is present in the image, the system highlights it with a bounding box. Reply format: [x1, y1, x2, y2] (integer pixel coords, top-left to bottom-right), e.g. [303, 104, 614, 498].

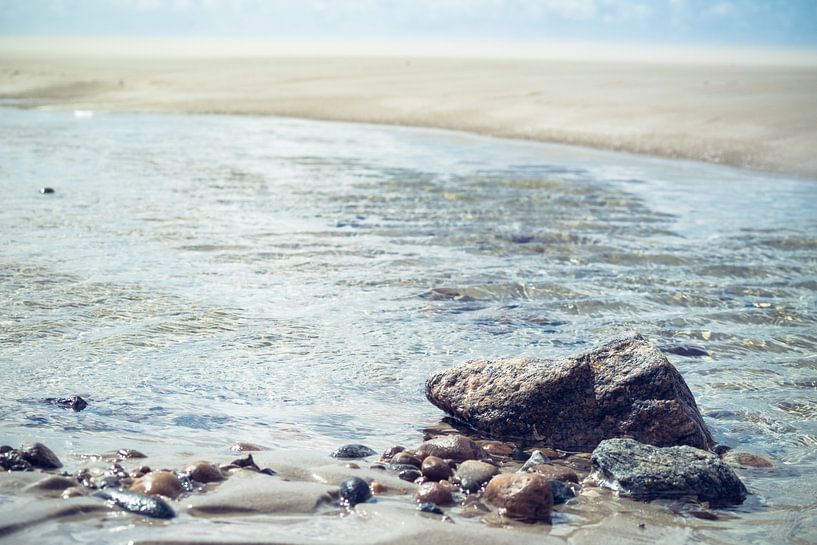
[484, 473, 553, 523]
[40, 187, 55, 194]
[117, 448, 146, 459]
[95, 488, 176, 519]
[21, 443, 62, 469]
[381, 445, 405, 460]
[421, 456, 452, 482]
[721, 451, 774, 468]
[391, 452, 422, 467]
[398, 469, 422, 482]
[0, 449, 34, 471]
[130, 470, 183, 499]
[480, 441, 514, 457]
[339, 477, 372, 507]
[45, 396, 88, 412]
[527, 464, 579, 483]
[417, 502, 444, 515]
[519, 450, 550, 472]
[185, 461, 224, 483]
[548, 480, 576, 505]
[230, 454, 260, 470]
[370, 481, 385, 494]
[416, 481, 454, 505]
[230, 442, 267, 452]
[455, 460, 500, 493]
[415, 435, 486, 462]
[259, 467, 277, 476]
[331, 444, 377, 459]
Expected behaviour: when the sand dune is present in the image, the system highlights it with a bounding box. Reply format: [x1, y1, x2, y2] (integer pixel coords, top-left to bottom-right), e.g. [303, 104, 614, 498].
[2, 38, 816, 178]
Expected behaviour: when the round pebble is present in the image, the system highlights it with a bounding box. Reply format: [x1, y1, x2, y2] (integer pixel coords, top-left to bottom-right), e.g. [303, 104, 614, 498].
[421, 456, 452, 482]
[417, 502, 444, 515]
[455, 460, 499, 493]
[130, 470, 183, 499]
[185, 461, 224, 483]
[528, 463, 579, 483]
[391, 452, 422, 467]
[331, 444, 377, 459]
[339, 477, 372, 507]
[415, 481, 454, 505]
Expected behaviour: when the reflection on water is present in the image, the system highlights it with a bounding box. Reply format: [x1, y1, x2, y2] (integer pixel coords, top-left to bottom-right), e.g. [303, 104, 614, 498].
[0, 108, 816, 543]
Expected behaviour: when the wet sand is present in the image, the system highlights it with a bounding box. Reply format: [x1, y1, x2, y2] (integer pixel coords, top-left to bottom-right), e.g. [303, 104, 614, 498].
[1, 38, 816, 178]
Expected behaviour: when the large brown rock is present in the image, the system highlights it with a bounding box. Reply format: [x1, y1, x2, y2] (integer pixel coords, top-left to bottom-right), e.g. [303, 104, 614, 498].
[484, 473, 553, 522]
[425, 332, 713, 450]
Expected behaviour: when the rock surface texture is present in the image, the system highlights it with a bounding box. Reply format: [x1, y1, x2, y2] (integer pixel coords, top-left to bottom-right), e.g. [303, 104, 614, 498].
[425, 332, 713, 450]
[590, 438, 748, 506]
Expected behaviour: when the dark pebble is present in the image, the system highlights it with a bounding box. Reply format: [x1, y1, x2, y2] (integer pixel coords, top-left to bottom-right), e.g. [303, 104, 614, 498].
[117, 448, 146, 459]
[21, 443, 62, 469]
[40, 187, 55, 194]
[661, 345, 710, 357]
[230, 454, 260, 471]
[389, 463, 422, 472]
[417, 502, 444, 515]
[259, 467, 277, 476]
[339, 477, 372, 507]
[381, 445, 405, 460]
[331, 444, 377, 459]
[712, 444, 732, 456]
[45, 395, 88, 412]
[391, 452, 422, 467]
[0, 449, 34, 471]
[549, 480, 576, 505]
[94, 488, 175, 519]
[398, 469, 422, 482]
[0, 446, 12, 454]
[421, 456, 452, 482]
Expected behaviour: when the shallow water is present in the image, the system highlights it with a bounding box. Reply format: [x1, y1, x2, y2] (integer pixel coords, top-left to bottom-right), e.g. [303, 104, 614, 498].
[0, 108, 816, 543]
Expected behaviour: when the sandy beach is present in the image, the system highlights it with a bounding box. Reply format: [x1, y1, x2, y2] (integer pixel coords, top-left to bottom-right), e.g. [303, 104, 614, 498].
[2, 38, 816, 179]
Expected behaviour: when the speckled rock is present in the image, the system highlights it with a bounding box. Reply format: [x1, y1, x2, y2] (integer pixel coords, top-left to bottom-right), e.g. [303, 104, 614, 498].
[484, 473, 553, 522]
[415, 435, 486, 462]
[331, 445, 377, 459]
[415, 481, 454, 505]
[95, 488, 176, 519]
[548, 479, 576, 505]
[721, 451, 773, 468]
[129, 470, 183, 499]
[390, 452, 422, 467]
[21, 443, 62, 469]
[590, 438, 747, 505]
[527, 464, 579, 483]
[454, 460, 500, 492]
[116, 449, 146, 459]
[425, 332, 713, 450]
[185, 461, 224, 483]
[0, 449, 33, 471]
[421, 456, 452, 482]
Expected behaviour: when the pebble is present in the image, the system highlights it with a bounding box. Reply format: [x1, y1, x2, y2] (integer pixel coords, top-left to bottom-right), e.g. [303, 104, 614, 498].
[519, 450, 550, 472]
[484, 473, 553, 523]
[117, 448, 146, 459]
[480, 441, 514, 457]
[23, 475, 77, 493]
[331, 444, 377, 459]
[45, 395, 88, 412]
[130, 470, 183, 499]
[339, 477, 372, 507]
[40, 187, 55, 194]
[548, 479, 576, 505]
[417, 502, 444, 515]
[185, 461, 224, 483]
[0, 449, 33, 471]
[722, 451, 774, 468]
[230, 454, 260, 471]
[390, 452, 422, 467]
[421, 456, 452, 482]
[527, 463, 579, 483]
[21, 443, 62, 469]
[370, 481, 385, 494]
[61, 486, 86, 499]
[381, 445, 405, 460]
[415, 435, 487, 462]
[455, 460, 500, 493]
[95, 488, 176, 519]
[415, 481, 454, 505]
[398, 469, 422, 482]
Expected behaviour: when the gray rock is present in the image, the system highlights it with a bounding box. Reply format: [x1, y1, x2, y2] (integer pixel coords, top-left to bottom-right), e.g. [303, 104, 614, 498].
[415, 435, 486, 462]
[590, 438, 747, 506]
[425, 332, 713, 450]
[518, 450, 550, 472]
[331, 444, 377, 459]
[339, 477, 372, 506]
[0, 450, 33, 471]
[548, 479, 576, 505]
[454, 460, 499, 493]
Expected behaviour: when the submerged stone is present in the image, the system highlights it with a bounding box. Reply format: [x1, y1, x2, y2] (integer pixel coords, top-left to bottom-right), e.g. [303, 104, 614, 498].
[425, 332, 713, 450]
[548, 479, 576, 505]
[339, 477, 372, 507]
[590, 438, 748, 506]
[721, 451, 774, 468]
[331, 444, 377, 459]
[95, 488, 176, 519]
[45, 395, 88, 412]
[417, 502, 445, 515]
[415, 481, 454, 505]
[129, 471, 183, 499]
[420, 456, 452, 482]
[185, 461, 224, 483]
[0, 449, 34, 472]
[527, 464, 579, 483]
[518, 450, 550, 472]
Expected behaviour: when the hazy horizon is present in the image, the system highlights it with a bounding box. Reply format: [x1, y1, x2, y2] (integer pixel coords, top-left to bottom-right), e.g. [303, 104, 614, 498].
[2, 0, 816, 54]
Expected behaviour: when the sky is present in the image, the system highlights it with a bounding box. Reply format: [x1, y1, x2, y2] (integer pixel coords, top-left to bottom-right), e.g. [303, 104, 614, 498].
[0, 0, 816, 50]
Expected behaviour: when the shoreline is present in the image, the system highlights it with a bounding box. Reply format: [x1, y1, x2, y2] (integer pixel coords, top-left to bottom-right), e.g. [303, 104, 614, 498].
[2, 39, 817, 179]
